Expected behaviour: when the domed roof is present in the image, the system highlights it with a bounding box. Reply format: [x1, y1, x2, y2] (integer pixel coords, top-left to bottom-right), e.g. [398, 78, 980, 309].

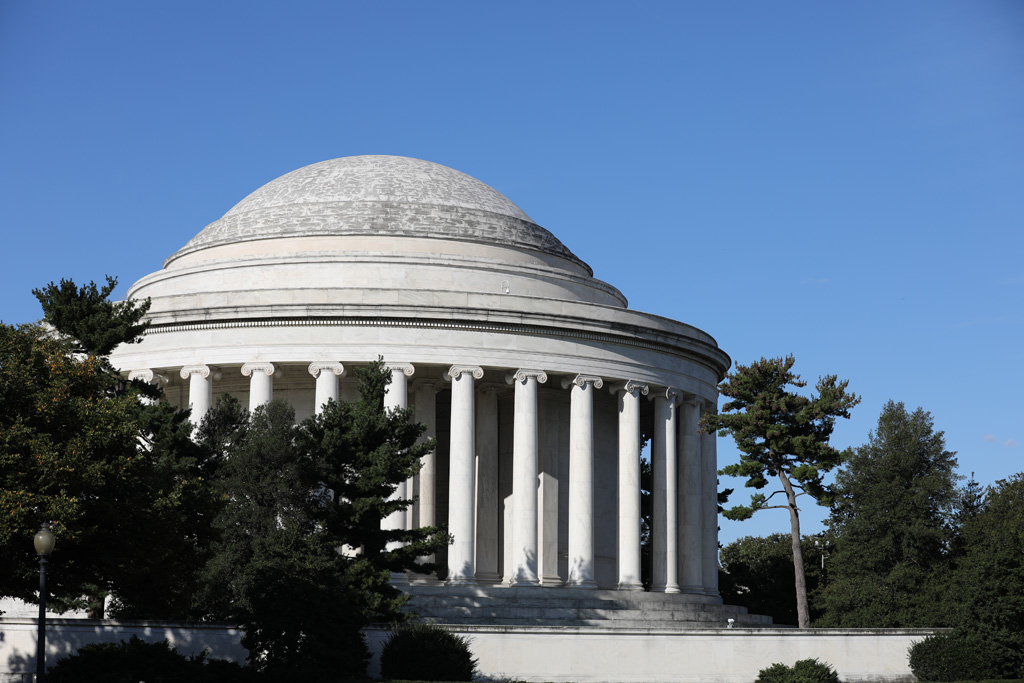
[224, 155, 534, 223]
[167, 155, 585, 270]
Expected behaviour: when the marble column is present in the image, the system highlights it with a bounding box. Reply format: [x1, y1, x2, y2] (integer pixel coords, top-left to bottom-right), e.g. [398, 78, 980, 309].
[564, 374, 603, 588]
[507, 369, 547, 586]
[615, 379, 648, 591]
[241, 362, 276, 412]
[180, 364, 214, 426]
[701, 400, 720, 597]
[475, 385, 501, 583]
[678, 395, 704, 593]
[651, 388, 681, 593]
[447, 365, 483, 585]
[383, 363, 414, 585]
[413, 381, 440, 541]
[308, 362, 345, 414]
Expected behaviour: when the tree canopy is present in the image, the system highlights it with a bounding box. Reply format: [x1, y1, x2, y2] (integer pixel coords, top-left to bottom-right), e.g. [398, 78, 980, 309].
[0, 279, 215, 617]
[818, 401, 958, 627]
[197, 361, 449, 675]
[705, 355, 859, 628]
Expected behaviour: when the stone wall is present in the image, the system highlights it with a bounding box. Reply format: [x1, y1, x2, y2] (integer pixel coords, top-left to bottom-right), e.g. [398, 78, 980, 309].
[366, 625, 937, 683]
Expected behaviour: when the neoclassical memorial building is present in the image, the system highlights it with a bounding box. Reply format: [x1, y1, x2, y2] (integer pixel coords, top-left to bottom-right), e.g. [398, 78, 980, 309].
[109, 155, 765, 628]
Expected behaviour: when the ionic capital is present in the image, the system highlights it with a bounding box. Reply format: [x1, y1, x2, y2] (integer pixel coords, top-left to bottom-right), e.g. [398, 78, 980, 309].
[506, 369, 548, 385]
[650, 387, 682, 405]
[242, 362, 276, 378]
[180, 364, 214, 380]
[308, 361, 345, 379]
[384, 363, 415, 377]
[611, 379, 650, 397]
[561, 374, 604, 390]
[447, 365, 484, 381]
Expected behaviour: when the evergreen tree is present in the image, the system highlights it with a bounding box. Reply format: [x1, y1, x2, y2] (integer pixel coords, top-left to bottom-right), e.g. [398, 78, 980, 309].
[0, 279, 215, 617]
[818, 401, 958, 627]
[947, 474, 1024, 658]
[704, 355, 859, 628]
[199, 361, 449, 676]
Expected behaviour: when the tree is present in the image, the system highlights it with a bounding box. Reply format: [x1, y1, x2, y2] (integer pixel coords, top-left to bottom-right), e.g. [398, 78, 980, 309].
[818, 401, 958, 627]
[32, 276, 151, 357]
[704, 355, 859, 628]
[198, 361, 449, 676]
[945, 474, 1024, 659]
[718, 533, 826, 626]
[0, 279, 215, 617]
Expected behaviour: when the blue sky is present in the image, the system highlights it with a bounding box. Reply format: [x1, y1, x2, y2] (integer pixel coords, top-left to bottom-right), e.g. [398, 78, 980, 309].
[2, 2, 1021, 546]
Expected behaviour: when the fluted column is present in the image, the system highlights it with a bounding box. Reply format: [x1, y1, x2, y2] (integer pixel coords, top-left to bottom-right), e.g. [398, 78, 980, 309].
[382, 364, 414, 585]
[241, 362, 276, 412]
[475, 385, 501, 583]
[701, 400, 720, 597]
[564, 374, 603, 588]
[308, 362, 345, 414]
[506, 369, 547, 586]
[679, 396, 704, 593]
[447, 365, 483, 585]
[615, 379, 648, 591]
[651, 388, 681, 593]
[180, 365, 214, 426]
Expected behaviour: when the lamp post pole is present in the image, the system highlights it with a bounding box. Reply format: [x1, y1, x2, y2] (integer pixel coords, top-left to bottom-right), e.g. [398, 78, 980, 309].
[34, 523, 56, 683]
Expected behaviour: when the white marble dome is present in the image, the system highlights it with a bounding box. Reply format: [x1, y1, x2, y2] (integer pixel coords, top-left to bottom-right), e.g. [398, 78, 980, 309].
[110, 155, 733, 599]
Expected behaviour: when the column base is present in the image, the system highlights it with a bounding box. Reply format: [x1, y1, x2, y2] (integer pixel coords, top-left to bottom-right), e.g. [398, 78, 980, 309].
[474, 571, 502, 584]
[389, 572, 410, 585]
[650, 583, 682, 594]
[566, 580, 598, 589]
[616, 581, 644, 591]
[445, 577, 478, 586]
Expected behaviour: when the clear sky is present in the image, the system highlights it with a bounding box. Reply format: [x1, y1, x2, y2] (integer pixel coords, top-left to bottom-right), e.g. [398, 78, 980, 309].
[2, 1, 1021, 546]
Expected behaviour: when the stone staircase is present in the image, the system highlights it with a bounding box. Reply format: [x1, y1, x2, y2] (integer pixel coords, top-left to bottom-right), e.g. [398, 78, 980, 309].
[400, 584, 774, 629]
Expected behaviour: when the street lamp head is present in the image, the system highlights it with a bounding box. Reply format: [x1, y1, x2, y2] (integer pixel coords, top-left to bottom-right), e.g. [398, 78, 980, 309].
[34, 523, 56, 556]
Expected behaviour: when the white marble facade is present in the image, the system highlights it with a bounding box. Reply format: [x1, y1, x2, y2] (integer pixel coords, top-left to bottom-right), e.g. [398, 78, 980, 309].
[110, 156, 730, 598]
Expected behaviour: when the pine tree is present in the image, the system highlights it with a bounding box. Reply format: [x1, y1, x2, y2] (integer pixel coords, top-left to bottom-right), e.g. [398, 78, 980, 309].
[819, 401, 958, 627]
[704, 355, 859, 628]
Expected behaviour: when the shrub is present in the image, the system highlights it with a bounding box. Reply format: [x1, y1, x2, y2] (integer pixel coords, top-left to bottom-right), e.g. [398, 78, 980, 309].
[909, 632, 1023, 681]
[789, 658, 840, 683]
[755, 662, 793, 683]
[379, 621, 478, 682]
[46, 636, 253, 683]
[755, 659, 839, 683]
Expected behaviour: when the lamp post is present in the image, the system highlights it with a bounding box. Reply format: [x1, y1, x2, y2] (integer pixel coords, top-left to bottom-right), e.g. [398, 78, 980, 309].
[34, 523, 56, 683]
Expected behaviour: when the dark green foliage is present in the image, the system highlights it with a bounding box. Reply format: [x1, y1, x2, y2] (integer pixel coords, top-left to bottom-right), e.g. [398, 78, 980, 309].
[755, 662, 793, 683]
[46, 636, 253, 683]
[197, 360, 450, 676]
[718, 533, 825, 626]
[33, 276, 151, 357]
[909, 632, 1023, 681]
[0, 279, 215, 617]
[819, 401, 958, 628]
[379, 622, 478, 682]
[705, 355, 859, 628]
[943, 475, 1024, 665]
[755, 659, 839, 683]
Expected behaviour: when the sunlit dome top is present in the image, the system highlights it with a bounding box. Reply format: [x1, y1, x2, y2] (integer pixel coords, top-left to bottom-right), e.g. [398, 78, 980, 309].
[167, 155, 584, 270]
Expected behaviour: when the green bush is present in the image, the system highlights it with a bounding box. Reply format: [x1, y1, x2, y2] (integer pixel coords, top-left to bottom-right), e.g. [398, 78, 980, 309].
[379, 622, 478, 682]
[755, 662, 794, 683]
[909, 632, 1023, 681]
[755, 659, 839, 683]
[46, 636, 253, 683]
